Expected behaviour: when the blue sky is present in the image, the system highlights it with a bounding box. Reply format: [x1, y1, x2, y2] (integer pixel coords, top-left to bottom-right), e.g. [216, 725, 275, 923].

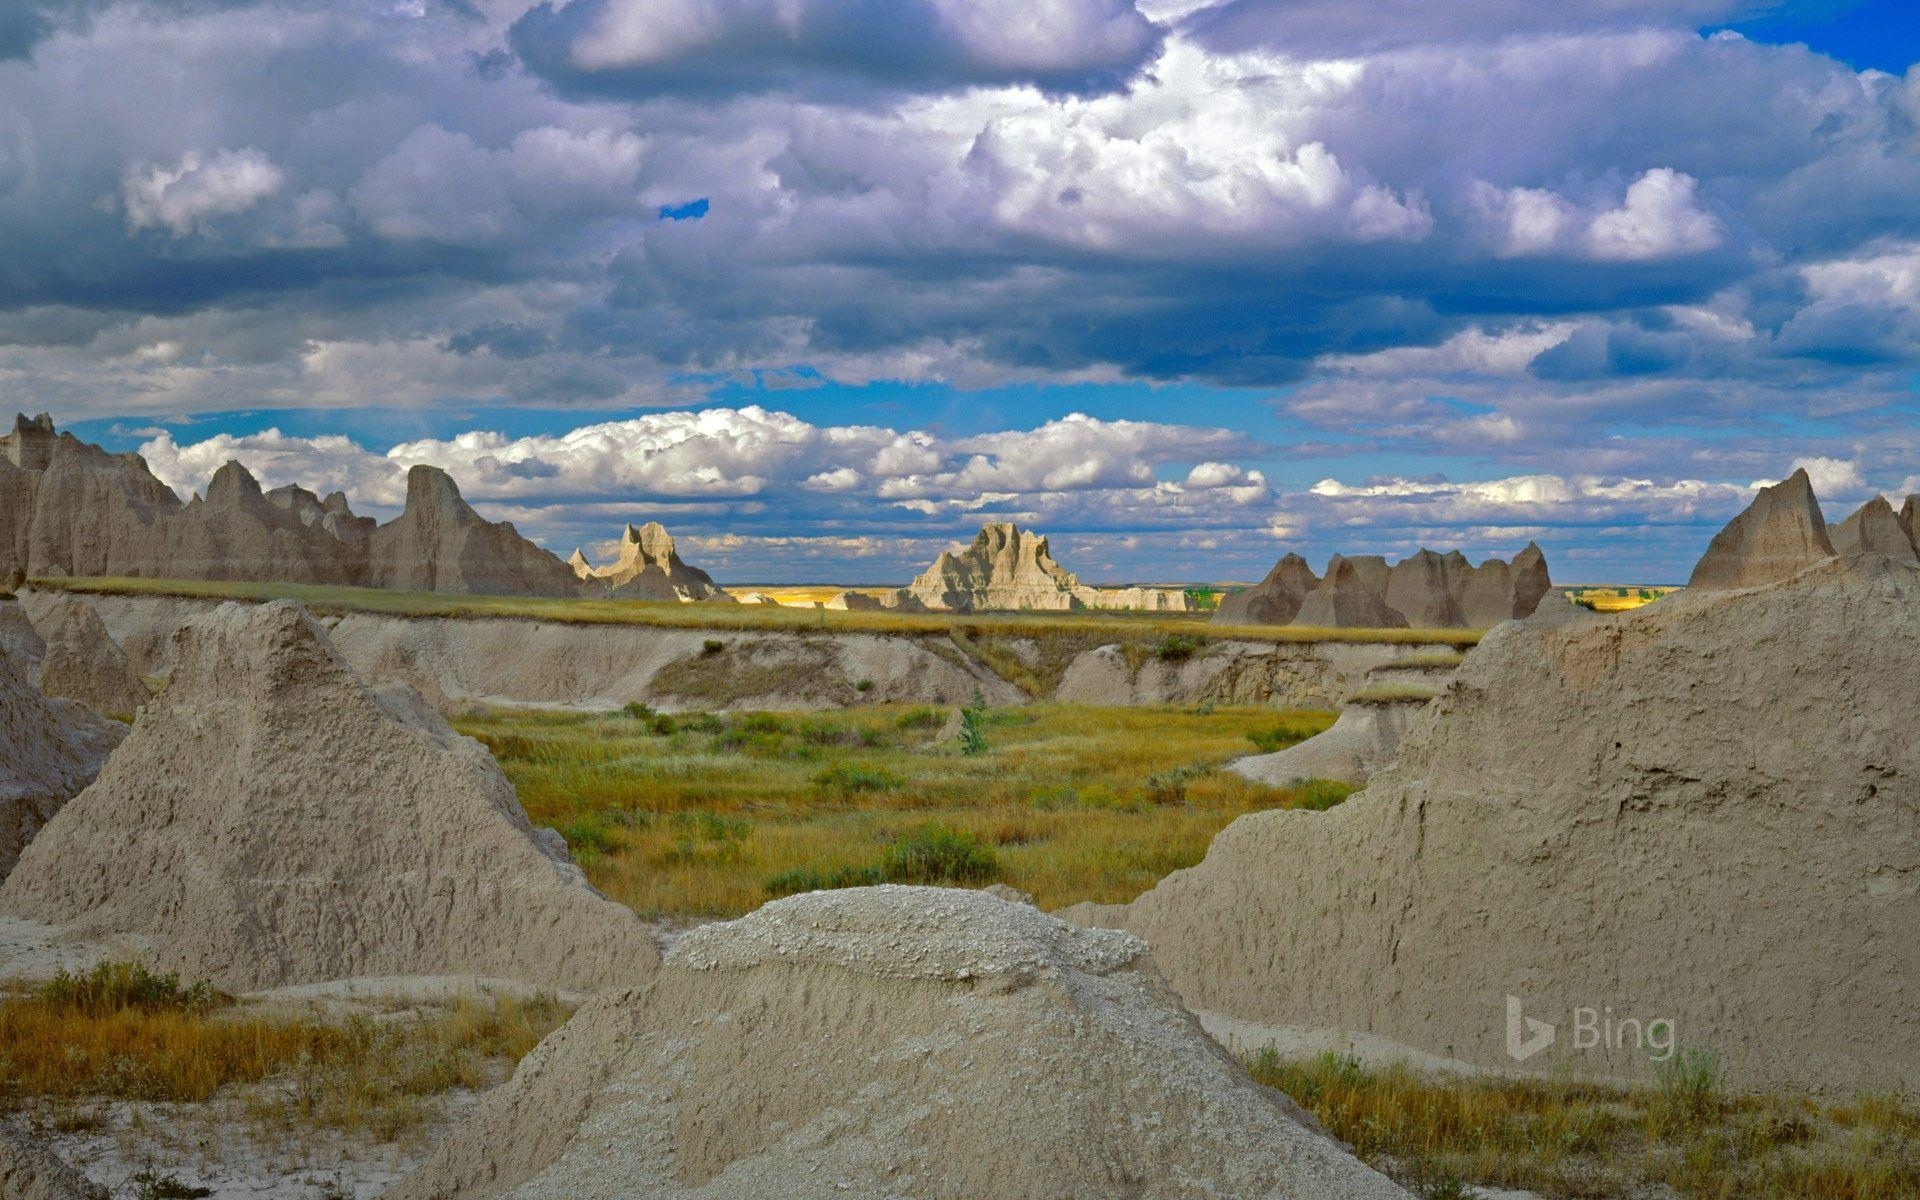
[7, 0, 1920, 584]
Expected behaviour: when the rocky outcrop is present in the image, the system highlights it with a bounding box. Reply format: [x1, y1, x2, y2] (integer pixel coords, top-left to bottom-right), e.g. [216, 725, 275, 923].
[1068, 551, 1920, 1093]
[1212, 553, 1320, 626]
[575, 522, 731, 602]
[0, 637, 122, 881]
[0, 599, 44, 677]
[1831, 496, 1919, 562]
[26, 595, 149, 715]
[389, 886, 1408, 1200]
[0, 600, 656, 991]
[1687, 468, 1835, 590]
[1226, 545, 1550, 630]
[0, 417, 586, 598]
[1230, 694, 1428, 788]
[904, 523, 1084, 612]
[364, 466, 582, 598]
[1902, 495, 1919, 551]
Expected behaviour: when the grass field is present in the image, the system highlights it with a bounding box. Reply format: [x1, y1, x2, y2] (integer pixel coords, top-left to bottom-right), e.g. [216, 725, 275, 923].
[1254, 1049, 1920, 1199]
[32, 576, 1481, 646]
[454, 701, 1343, 917]
[1565, 584, 1682, 612]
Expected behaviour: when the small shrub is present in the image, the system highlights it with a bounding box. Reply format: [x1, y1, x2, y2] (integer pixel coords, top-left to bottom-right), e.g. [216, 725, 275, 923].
[881, 824, 998, 885]
[813, 763, 902, 796]
[854, 678, 874, 693]
[621, 700, 656, 722]
[133, 1173, 213, 1200]
[1143, 764, 1206, 805]
[1288, 779, 1354, 811]
[1152, 632, 1205, 662]
[1653, 1047, 1724, 1125]
[676, 710, 725, 734]
[958, 691, 989, 757]
[895, 706, 943, 730]
[701, 638, 726, 656]
[41, 962, 224, 1014]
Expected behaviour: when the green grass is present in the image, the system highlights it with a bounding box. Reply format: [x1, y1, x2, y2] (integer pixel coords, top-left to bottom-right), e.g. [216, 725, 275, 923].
[454, 702, 1342, 917]
[1250, 1049, 1920, 1199]
[34, 576, 1482, 647]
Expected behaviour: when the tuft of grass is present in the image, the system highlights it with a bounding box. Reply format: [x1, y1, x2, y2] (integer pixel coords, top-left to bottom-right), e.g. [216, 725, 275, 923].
[1347, 683, 1439, 704]
[879, 823, 998, 885]
[1245, 713, 1330, 754]
[1152, 632, 1205, 662]
[814, 763, 902, 796]
[40, 961, 225, 1015]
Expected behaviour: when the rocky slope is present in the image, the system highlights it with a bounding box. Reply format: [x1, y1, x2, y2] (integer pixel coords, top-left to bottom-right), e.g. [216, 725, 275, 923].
[388, 886, 1408, 1200]
[0, 600, 657, 991]
[1687, 467, 1835, 589]
[1067, 547, 1920, 1093]
[364, 466, 582, 597]
[1831, 495, 1919, 562]
[0, 636, 122, 881]
[23, 594, 149, 715]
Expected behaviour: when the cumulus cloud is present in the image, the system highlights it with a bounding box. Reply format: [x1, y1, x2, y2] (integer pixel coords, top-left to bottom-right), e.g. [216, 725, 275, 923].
[123, 148, 286, 236]
[510, 0, 1165, 98]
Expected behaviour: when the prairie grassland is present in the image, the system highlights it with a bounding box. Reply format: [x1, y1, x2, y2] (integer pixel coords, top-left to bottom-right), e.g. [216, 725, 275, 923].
[1253, 1049, 1920, 1200]
[1565, 584, 1681, 613]
[454, 702, 1342, 917]
[35, 576, 1481, 646]
[0, 962, 568, 1144]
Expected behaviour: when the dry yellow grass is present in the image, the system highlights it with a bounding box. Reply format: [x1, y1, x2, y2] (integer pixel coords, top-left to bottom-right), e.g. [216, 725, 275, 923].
[456, 702, 1344, 917]
[36, 576, 1481, 646]
[1252, 1050, 1920, 1199]
[1565, 585, 1681, 612]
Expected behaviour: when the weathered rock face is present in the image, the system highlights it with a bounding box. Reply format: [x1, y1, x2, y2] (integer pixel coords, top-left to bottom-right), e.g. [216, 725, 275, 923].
[365, 466, 582, 598]
[1069, 552, 1920, 1093]
[0, 600, 656, 991]
[1384, 549, 1463, 629]
[577, 522, 731, 602]
[1688, 468, 1835, 589]
[1902, 495, 1919, 551]
[151, 461, 364, 585]
[26, 594, 150, 715]
[1212, 553, 1319, 626]
[11, 430, 185, 582]
[904, 523, 1084, 612]
[0, 1124, 104, 1200]
[0, 639, 122, 881]
[389, 886, 1409, 1200]
[1831, 496, 1919, 562]
[1293, 556, 1408, 629]
[1230, 696, 1428, 789]
[0, 598, 45, 677]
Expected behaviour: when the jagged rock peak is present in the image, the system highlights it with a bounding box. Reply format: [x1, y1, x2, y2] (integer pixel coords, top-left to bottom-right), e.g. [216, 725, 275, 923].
[1687, 468, 1835, 590]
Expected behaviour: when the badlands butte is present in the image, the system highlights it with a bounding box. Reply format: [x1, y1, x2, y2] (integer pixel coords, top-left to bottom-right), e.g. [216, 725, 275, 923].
[0, 415, 1913, 1198]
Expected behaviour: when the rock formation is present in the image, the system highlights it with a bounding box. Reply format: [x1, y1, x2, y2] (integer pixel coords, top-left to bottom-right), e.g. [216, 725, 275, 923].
[0, 600, 656, 991]
[388, 886, 1408, 1200]
[1292, 556, 1407, 628]
[1068, 551, 1920, 1093]
[0, 416, 586, 598]
[1830, 496, 1919, 562]
[1212, 553, 1319, 626]
[0, 1124, 104, 1200]
[0, 598, 44, 677]
[574, 522, 732, 602]
[903, 523, 1085, 612]
[1687, 468, 1835, 590]
[566, 548, 594, 580]
[1902, 495, 1919, 551]
[364, 466, 583, 598]
[1231, 694, 1428, 788]
[1225, 544, 1550, 630]
[0, 638, 122, 881]
[26, 594, 150, 715]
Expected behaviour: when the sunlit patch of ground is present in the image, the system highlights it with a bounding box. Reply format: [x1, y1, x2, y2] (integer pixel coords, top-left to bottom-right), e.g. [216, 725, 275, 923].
[1564, 585, 1682, 613]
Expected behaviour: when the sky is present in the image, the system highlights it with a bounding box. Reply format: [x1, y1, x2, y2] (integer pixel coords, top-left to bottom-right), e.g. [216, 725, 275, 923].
[2, 1, 1917, 584]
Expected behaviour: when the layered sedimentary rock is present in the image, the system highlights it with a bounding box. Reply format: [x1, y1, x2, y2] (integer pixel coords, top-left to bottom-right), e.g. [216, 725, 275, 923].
[0, 416, 584, 598]
[0, 640, 122, 881]
[1902, 495, 1919, 550]
[899, 523, 1190, 612]
[1687, 468, 1835, 589]
[574, 522, 731, 602]
[1831, 496, 1919, 562]
[365, 466, 582, 598]
[27, 595, 150, 715]
[1070, 548, 1920, 1093]
[1384, 549, 1463, 629]
[1293, 556, 1407, 628]
[389, 886, 1408, 1200]
[1231, 695, 1428, 789]
[0, 599, 45, 677]
[1211, 553, 1319, 626]
[0, 600, 656, 991]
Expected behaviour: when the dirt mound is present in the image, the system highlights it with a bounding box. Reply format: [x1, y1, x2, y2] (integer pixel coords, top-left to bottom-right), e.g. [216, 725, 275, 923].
[1231, 697, 1425, 788]
[0, 1124, 103, 1200]
[389, 886, 1407, 1200]
[25, 595, 149, 715]
[0, 600, 656, 991]
[577, 522, 732, 602]
[1687, 467, 1835, 589]
[366, 466, 583, 598]
[1069, 554, 1920, 1093]
[1832, 495, 1919, 562]
[0, 639, 121, 882]
[1213, 553, 1318, 625]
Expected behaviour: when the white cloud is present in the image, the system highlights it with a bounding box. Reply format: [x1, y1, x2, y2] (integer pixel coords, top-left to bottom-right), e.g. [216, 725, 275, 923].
[1474, 168, 1722, 262]
[124, 148, 286, 236]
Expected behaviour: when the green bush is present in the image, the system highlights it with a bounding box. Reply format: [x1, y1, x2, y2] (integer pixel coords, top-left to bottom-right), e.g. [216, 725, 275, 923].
[1289, 779, 1354, 811]
[958, 691, 989, 757]
[1143, 764, 1206, 805]
[813, 763, 903, 796]
[1247, 725, 1311, 754]
[701, 638, 726, 656]
[880, 823, 998, 885]
[854, 678, 874, 693]
[41, 961, 224, 1014]
[895, 706, 943, 730]
[1152, 632, 1205, 662]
